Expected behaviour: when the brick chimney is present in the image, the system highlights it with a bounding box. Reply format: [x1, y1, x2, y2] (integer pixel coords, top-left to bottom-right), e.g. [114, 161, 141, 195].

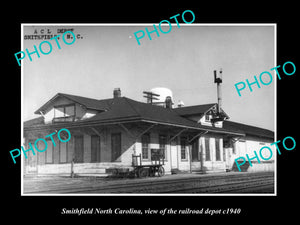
[113, 88, 121, 98]
[165, 96, 173, 109]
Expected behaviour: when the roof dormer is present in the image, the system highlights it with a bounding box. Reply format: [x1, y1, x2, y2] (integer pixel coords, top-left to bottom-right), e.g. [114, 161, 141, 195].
[174, 103, 229, 127]
[34, 93, 108, 124]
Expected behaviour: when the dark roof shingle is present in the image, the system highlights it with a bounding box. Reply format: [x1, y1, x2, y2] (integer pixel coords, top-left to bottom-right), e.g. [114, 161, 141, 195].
[28, 93, 273, 139]
[223, 120, 274, 139]
[81, 97, 243, 135]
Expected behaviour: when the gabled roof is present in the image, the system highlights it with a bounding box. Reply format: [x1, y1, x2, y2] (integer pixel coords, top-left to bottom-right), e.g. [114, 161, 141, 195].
[27, 95, 244, 136]
[27, 92, 273, 139]
[223, 121, 274, 140]
[83, 97, 211, 128]
[34, 93, 113, 114]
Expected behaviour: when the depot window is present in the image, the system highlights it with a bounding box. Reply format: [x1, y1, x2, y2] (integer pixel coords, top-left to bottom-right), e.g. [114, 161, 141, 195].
[215, 138, 221, 161]
[205, 114, 210, 121]
[53, 104, 75, 122]
[159, 135, 167, 160]
[141, 134, 150, 160]
[205, 137, 210, 161]
[180, 137, 187, 160]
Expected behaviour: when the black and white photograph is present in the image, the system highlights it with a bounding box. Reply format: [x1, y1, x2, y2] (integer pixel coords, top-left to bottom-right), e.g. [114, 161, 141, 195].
[4, 4, 298, 221]
[21, 24, 275, 195]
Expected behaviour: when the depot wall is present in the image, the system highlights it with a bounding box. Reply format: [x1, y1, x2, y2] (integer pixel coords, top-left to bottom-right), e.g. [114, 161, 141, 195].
[24, 125, 135, 175]
[134, 129, 192, 175]
[24, 125, 198, 176]
[191, 135, 226, 173]
[230, 137, 275, 172]
[23, 124, 275, 175]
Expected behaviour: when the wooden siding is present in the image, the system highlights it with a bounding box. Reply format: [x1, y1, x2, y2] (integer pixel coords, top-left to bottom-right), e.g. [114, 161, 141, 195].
[74, 135, 84, 163]
[24, 124, 274, 175]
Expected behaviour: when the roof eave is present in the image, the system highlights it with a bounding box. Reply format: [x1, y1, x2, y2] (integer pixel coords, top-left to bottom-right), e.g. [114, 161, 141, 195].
[24, 116, 143, 131]
[24, 116, 244, 137]
[140, 119, 245, 136]
[33, 93, 108, 115]
[34, 93, 61, 114]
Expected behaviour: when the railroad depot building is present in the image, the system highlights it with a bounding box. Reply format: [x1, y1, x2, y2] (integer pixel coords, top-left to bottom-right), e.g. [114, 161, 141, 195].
[23, 88, 275, 176]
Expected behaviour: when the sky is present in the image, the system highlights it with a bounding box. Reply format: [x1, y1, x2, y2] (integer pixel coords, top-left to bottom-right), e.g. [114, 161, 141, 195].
[23, 24, 275, 131]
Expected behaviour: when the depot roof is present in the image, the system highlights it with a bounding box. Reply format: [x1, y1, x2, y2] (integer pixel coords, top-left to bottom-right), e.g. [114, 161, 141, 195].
[34, 93, 113, 114]
[223, 120, 274, 139]
[80, 97, 237, 134]
[27, 94, 243, 136]
[27, 93, 274, 139]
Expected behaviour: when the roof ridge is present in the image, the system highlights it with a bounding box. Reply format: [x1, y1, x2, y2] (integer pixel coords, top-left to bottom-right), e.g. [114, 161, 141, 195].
[58, 92, 100, 101]
[97, 97, 114, 110]
[122, 97, 143, 117]
[174, 103, 217, 109]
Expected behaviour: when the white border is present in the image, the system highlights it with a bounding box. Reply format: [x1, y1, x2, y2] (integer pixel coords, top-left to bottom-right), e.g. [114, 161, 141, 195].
[21, 23, 277, 197]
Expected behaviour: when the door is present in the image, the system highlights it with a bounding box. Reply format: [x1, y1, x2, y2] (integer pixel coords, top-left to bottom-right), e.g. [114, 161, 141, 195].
[170, 140, 178, 169]
[224, 148, 232, 170]
[191, 139, 199, 161]
[74, 135, 84, 163]
[111, 133, 121, 162]
[91, 135, 101, 162]
[223, 138, 233, 170]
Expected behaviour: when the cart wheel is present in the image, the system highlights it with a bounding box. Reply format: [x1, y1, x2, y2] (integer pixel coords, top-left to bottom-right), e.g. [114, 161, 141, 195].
[138, 168, 148, 178]
[112, 169, 119, 176]
[149, 167, 156, 177]
[133, 168, 139, 178]
[157, 166, 165, 177]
